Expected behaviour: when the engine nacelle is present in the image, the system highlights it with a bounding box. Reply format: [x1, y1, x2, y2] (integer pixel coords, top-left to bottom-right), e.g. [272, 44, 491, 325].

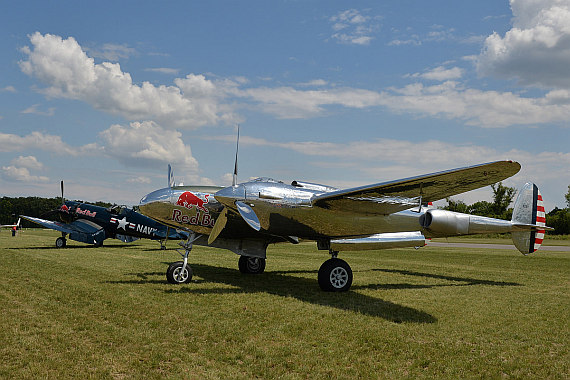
[420, 209, 512, 236]
[420, 209, 470, 235]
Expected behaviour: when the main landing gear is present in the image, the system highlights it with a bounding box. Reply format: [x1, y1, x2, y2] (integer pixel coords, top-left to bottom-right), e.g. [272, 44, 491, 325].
[55, 235, 67, 248]
[318, 250, 353, 292]
[238, 255, 266, 274]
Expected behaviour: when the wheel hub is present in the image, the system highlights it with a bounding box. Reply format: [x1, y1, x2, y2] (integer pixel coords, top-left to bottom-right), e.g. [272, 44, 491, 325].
[173, 267, 188, 282]
[330, 267, 348, 288]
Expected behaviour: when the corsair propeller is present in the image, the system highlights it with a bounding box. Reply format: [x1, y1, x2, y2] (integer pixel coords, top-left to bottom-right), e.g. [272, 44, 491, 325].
[41, 180, 76, 222]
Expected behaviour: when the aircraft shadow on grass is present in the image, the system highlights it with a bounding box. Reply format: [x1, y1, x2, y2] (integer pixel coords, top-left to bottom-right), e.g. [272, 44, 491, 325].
[115, 263, 438, 324]
[24, 244, 136, 250]
[117, 264, 521, 323]
[358, 268, 522, 290]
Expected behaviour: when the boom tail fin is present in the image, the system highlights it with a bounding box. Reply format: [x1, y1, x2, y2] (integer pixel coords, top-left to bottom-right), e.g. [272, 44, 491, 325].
[511, 183, 547, 254]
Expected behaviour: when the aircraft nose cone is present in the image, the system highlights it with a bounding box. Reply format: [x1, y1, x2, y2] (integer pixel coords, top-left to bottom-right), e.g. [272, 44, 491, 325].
[140, 187, 172, 206]
[214, 185, 246, 205]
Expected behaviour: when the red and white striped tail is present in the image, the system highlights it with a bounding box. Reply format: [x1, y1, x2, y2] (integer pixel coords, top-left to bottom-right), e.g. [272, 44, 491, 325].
[532, 189, 546, 252]
[511, 183, 549, 255]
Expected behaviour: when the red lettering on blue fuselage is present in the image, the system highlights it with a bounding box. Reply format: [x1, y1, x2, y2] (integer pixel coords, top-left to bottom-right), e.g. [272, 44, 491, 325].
[76, 207, 97, 218]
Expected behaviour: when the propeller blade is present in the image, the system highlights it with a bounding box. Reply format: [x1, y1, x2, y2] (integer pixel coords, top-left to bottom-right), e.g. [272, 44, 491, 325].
[232, 125, 239, 187]
[60, 180, 65, 205]
[208, 207, 228, 245]
[236, 201, 260, 231]
[168, 164, 175, 188]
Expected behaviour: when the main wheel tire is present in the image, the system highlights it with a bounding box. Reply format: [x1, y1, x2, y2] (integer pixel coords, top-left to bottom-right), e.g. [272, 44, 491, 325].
[318, 258, 353, 292]
[166, 261, 193, 284]
[238, 256, 266, 274]
[55, 237, 67, 248]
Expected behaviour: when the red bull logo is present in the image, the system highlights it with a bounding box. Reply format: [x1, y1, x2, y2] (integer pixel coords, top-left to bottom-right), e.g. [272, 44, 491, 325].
[176, 191, 210, 213]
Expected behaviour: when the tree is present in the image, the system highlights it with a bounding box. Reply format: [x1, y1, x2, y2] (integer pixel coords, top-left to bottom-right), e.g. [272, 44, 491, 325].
[443, 197, 469, 213]
[490, 182, 517, 218]
[547, 208, 570, 235]
[566, 185, 570, 208]
[468, 201, 494, 217]
[443, 182, 516, 220]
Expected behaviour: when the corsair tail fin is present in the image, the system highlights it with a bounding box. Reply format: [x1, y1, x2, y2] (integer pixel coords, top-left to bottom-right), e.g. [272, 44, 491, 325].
[511, 183, 548, 254]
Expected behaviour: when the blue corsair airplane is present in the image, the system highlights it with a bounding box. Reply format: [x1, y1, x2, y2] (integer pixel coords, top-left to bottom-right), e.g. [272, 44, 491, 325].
[20, 181, 187, 249]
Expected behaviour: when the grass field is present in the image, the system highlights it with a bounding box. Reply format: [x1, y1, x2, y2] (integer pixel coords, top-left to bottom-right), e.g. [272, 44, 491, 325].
[1, 229, 569, 379]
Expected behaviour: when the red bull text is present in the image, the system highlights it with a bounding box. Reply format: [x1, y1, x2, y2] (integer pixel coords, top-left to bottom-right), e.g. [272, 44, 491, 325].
[171, 209, 215, 227]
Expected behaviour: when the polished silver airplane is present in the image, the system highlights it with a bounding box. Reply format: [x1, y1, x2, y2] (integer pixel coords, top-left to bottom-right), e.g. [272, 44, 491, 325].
[139, 159, 550, 292]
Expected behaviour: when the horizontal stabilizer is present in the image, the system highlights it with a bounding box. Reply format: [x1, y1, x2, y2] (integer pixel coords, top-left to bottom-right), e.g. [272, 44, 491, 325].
[331, 231, 426, 251]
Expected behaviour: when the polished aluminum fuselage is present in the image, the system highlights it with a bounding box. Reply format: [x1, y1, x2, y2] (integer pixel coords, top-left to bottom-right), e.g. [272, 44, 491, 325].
[139, 179, 425, 241]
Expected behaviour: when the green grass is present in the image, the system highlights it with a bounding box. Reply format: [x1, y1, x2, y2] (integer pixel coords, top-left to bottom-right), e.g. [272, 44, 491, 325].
[1, 229, 569, 379]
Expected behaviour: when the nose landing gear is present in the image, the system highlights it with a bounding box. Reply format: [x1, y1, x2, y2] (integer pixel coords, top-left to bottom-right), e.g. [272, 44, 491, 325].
[166, 232, 200, 284]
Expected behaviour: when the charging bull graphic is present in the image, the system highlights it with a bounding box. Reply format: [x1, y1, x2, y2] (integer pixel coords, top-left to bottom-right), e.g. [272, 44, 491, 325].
[176, 191, 210, 213]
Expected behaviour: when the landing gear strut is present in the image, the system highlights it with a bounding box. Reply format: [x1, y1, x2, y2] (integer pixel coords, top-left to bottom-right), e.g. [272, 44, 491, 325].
[166, 232, 200, 284]
[318, 250, 353, 292]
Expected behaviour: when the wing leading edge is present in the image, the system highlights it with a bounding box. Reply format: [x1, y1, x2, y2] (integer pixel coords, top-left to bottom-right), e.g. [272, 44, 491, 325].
[311, 161, 521, 215]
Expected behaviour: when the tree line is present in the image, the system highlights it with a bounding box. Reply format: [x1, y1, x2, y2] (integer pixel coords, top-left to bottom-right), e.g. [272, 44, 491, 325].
[0, 197, 112, 228]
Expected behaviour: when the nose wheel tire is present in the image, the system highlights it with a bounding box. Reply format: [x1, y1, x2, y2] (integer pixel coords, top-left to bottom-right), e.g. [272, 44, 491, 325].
[318, 258, 352, 292]
[166, 261, 193, 284]
[238, 256, 266, 274]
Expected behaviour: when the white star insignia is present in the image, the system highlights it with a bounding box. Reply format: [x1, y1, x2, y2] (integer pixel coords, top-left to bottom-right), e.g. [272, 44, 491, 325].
[116, 217, 129, 231]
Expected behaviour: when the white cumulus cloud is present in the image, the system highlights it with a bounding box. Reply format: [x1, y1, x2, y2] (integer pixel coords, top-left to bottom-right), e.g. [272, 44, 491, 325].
[0, 131, 98, 155]
[99, 121, 199, 172]
[11, 155, 44, 170]
[477, 0, 570, 89]
[18, 32, 570, 130]
[20, 32, 238, 129]
[1, 156, 49, 183]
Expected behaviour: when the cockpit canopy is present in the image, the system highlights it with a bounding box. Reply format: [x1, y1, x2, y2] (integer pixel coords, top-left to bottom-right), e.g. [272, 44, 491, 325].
[107, 205, 128, 215]
[251, 177, 283, 184]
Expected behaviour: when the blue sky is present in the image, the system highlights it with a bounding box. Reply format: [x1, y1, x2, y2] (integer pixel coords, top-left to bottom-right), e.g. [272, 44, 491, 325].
[1, 0, 569, 210]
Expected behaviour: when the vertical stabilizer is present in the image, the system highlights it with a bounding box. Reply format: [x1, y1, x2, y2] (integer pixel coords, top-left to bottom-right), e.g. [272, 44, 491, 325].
[511, 182, 546, 254]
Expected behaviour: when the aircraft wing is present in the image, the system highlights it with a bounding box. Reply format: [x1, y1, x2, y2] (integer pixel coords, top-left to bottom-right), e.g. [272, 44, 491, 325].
[115, 234, 140, 243]
[20, 215, 105, 235]
[311, 161, 521, 215]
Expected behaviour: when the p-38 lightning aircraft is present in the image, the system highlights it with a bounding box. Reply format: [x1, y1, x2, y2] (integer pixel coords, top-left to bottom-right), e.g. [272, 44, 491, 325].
[21, 181, 187, 248]
[139, 159, 550, 292]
